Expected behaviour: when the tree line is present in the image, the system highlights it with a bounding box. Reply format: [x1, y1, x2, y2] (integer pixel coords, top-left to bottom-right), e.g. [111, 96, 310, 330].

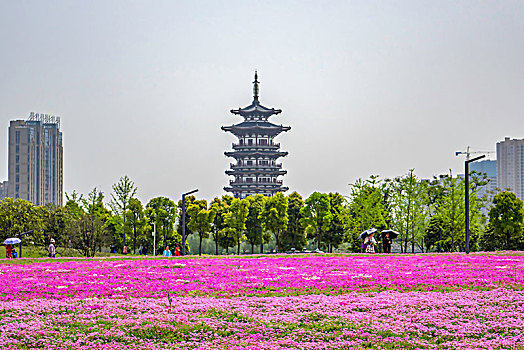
[1, 170, 523, 257]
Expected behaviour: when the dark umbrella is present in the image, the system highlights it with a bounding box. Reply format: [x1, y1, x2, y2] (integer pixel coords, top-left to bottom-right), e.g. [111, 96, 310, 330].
[358, 228, 377, 240]
[381, 230, 399, 239]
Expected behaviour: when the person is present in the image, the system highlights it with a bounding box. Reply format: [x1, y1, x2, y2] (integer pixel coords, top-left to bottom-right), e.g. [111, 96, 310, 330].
[48, 239, 56, 258]
[163, 245, 173, 257]
[123, 245, 127, 254]
[110, 245, 116, 254]
[12, 249, 17, 259]
[363, 233, 377, 254]
[142, 245, 148, 256]
[382, 232, 392, 254]
[6, 244, 12, 259]
[174, 244, 181, 256]
[138, 245, 143, 255]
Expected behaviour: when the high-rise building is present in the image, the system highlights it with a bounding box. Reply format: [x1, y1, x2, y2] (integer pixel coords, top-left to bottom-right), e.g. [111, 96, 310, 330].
[0, 181, 8, 200]
[222, 72, 291, 198]
[7, 112, 63, 206]
[496, 137, 524, 201]
[470, 159, 497, 209]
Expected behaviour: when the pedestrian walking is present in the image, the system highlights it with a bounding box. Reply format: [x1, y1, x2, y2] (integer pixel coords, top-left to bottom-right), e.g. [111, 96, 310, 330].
[174, 244, 181, 256]
[382, 232, 392, 254]
[364, 233, 377, 254]
[48, 239, 56, 258]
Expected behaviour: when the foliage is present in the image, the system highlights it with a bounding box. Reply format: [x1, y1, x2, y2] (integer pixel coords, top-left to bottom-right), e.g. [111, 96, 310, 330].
[109, 176, 137, 247]
[220, 198, 249, 255]
[187, 199, 216, 256]
[280, 192, 306, 252]
[261, 192, 288, 252]
[244, 195, 271, 254]
[147, 197, 178, 254]
[300, 192, 332, 250]
[483, 191, 524, 250]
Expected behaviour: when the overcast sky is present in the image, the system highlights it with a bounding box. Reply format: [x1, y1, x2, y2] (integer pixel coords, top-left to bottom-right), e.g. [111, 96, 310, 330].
[1, 0, 523, 204]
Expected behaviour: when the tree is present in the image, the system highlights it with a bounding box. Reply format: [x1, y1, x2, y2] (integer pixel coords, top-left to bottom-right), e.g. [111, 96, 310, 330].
[431, 171, 483, 252]
[221, 198, 249, 255]
[68, 188, 111, 257]
[147, 197, 178, 253]
[110, 176, 137, 249]
[261, 192, 288, 252]
[486, 191, 524, 250]
[390, 170, 428, 253]
[187, 199, 216, 256]
[281, 192, 306, 252]
[346, 176, 388, 251]
[210, 196, 231, 255]
[300, 192, 331, 250]
[324, 192, 347, 253]
[244, 195, 270, 254]
[37, 204, 70, 248]
[0, 198, 42, 246]
[125, 198, 149, 254]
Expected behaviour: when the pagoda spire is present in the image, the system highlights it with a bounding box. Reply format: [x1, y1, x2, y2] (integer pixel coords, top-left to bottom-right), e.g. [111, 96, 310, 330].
[253, 70, 259, 102]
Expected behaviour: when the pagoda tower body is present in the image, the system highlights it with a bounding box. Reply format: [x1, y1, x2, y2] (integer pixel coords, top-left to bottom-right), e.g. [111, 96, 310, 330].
[222, 72, 291, 198]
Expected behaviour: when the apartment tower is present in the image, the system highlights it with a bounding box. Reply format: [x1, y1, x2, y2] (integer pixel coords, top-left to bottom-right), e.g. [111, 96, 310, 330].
[7, 112, 63, 205]
[496, 137, 524, 201]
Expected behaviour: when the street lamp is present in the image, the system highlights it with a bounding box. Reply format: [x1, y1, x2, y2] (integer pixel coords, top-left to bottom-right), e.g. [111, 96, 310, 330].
[465, 154, 485, 254]
[181, 189, 198, 256]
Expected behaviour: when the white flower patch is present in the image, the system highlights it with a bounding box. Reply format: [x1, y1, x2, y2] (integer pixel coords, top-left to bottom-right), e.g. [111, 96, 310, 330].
[278, 267, 295, 270]
[303, 276, 321, 281]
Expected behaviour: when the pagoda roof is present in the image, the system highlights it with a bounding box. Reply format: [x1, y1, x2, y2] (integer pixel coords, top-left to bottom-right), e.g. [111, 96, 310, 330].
[230, 71, 282, 118]
[221, 121, 291, 135]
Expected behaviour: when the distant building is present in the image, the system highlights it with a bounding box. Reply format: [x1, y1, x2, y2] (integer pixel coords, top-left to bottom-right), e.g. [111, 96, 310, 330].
[0, 181, 8, 200]
[7, 113, 63, 206]
[222, 72, 291, 198]
[496, 137, 524, 201]
[470, 159, 497, 209]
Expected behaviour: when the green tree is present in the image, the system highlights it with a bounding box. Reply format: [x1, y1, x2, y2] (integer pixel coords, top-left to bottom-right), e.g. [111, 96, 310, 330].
[147, 197, 178, 253]
[300, 192, 331, 250]
[110, 176, 137, 250]
[261, 192, 288, 252]
[210, 196, 231, 255]
[390, 170, 428, 253]
[324, 192, 347, 253]
[281, 192, 306, 251]
[187, 199, 216, 256]
[68, 188, 111, 257]
[244, 195, 270, 254]
[346, 176, 388, 251]
[485, 191, 524, 250]
[125, 198, 149, 254]
[221, 198, 249, 255]
[0, 198, 42, 246]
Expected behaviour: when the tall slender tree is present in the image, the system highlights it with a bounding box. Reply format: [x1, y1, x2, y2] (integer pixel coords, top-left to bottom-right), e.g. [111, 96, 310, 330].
[110, 176, 137, 250]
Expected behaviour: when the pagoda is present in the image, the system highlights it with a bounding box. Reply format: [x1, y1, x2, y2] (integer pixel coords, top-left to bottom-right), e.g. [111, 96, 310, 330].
[222, 72, 291, 198]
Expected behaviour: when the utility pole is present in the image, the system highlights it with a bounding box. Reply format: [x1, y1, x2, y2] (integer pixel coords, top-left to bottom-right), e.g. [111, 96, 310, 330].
[464, 155, 485, 254]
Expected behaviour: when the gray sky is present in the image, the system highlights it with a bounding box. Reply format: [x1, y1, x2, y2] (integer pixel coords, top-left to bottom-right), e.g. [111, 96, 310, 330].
[1, 0, 523, 204]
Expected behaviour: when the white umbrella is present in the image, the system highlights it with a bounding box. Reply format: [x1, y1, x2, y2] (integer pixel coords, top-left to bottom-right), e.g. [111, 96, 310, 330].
[358, 228, 377, 239]
[4, 237, 21, 245]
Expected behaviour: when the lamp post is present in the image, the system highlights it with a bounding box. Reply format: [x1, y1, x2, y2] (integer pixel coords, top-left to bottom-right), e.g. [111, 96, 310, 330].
[181, 189, 199, 256]
[465, 154, 485, 254]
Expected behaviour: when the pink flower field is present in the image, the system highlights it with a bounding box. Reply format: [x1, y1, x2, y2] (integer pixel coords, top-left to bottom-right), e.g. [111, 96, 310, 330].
[1, 252, 524, 349]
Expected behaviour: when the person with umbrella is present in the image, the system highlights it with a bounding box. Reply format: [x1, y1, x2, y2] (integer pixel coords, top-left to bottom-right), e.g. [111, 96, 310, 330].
[360, 229, 378, 254]
[48, 239, 56, 258]
[364, 232, 378, 253]
[381, 230, 398, 254]
[4, 237, 22, 259]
